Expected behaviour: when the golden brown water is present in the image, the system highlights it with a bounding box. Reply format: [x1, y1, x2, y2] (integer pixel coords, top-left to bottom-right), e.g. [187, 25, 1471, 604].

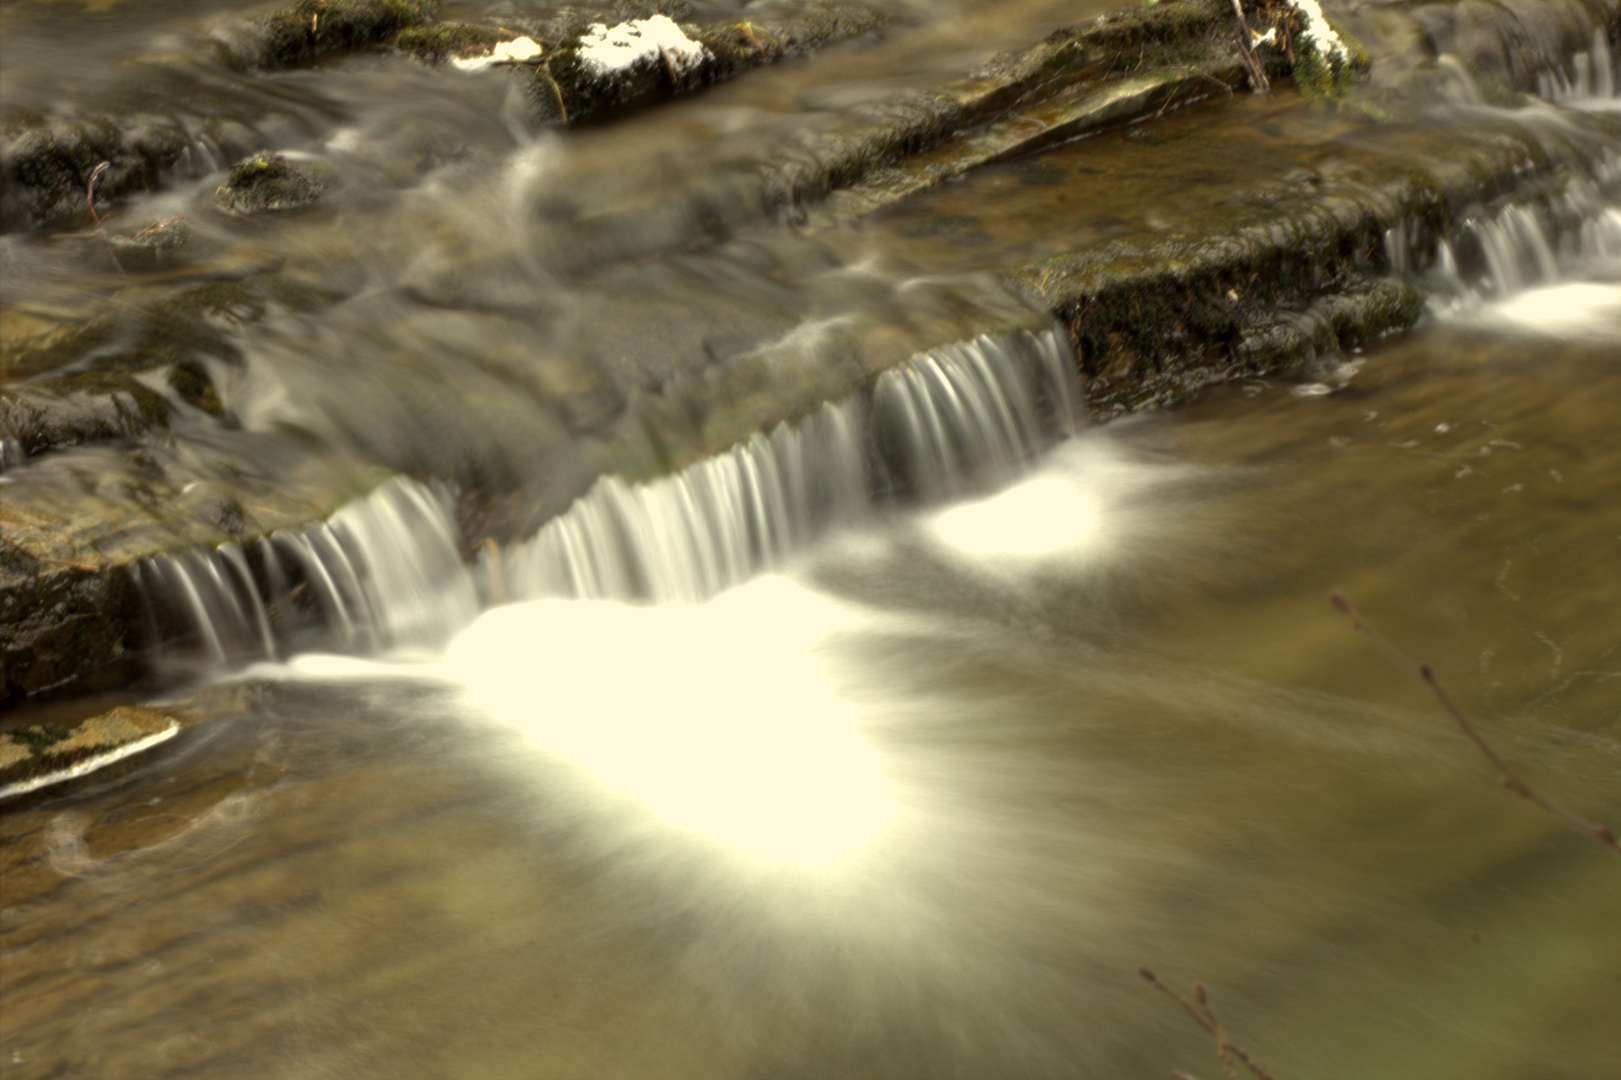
[5, 314, 1618, 1079]
[4, 1, 1621, 1075]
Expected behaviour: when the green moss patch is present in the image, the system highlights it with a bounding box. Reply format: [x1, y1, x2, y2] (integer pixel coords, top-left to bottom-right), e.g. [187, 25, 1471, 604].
[396, 22, 520, 63]
[216, 151, 324, 213]
[253, 0, 440, 69]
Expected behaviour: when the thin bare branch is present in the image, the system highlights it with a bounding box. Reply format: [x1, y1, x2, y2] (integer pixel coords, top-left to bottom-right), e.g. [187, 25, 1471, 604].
[1330, 591, 1620, 857]
[1139, 969, 1277, 1080]
[85, 161, 127, 278]
[1228, 0, 1271, 94]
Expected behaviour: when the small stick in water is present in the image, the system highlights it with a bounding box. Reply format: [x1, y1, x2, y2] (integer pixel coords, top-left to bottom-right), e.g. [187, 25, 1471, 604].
[1330, 591, 1620, 857]
[86, 161, 127, 278]
[1138, 968, 1277, 1080]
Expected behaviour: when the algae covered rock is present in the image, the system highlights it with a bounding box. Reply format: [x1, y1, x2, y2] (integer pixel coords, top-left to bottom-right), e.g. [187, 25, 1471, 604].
[396, 22, 530, 64]
[530, 4, 895, 124]
[219, 0, 442, 69]
[0, 706, 181, 800]
[215, 151, 324, 213]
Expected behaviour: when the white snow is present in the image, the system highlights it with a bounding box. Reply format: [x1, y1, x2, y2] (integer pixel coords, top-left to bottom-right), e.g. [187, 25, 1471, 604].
[1285, 0, 1349, 66]
[576, 14, 708, 77]
[452, 36, 542, 71]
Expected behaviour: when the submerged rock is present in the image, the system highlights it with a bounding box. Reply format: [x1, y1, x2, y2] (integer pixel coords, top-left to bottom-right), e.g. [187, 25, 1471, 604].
[215, 152, 324, 213]
[0, 706, 180, 800]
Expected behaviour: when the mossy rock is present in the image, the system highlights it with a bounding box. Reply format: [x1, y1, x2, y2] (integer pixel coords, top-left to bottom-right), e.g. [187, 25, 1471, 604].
[0, 706, 180, 795]
[529, 2, 897, 125]
[216, 151, 323, 213]
[1, 111, 191, 230]
[251, 0, 440, 68]
[0, 551, 140, 701]
[396, 22, 522, 63]
[111, 217, 195, 271]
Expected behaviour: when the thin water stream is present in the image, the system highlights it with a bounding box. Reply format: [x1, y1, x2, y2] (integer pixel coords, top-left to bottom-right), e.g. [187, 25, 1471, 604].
[3, 1, 1621, 1077]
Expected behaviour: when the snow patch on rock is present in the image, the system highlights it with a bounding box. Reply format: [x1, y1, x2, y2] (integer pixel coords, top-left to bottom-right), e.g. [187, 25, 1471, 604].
[577, 15, 708, 76]
[453, 36, 543, 71]
[1286, 0, 1348, 66]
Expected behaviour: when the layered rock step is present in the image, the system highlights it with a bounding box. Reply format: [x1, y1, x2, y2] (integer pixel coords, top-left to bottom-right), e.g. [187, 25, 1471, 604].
[3, 0, 1618, 701]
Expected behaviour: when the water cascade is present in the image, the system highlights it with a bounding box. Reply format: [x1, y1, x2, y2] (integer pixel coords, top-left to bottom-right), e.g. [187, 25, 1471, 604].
[138, 477, 477, 668]
[138, 330, 1076, 658]
[496, 328, 1077, 604]
[871, 331, 1071, 501]
[1381, 155, 1621, 307]
[1537, 28, 1618, 103]
[497, 399, 871, 604]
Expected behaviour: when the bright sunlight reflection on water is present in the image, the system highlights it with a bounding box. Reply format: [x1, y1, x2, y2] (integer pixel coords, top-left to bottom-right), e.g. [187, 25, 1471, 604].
[286, 576, 899, 866]
[930, 473, 1100, 559]
[1484, 280, 1621, 339]
[447, 578, 897, 866]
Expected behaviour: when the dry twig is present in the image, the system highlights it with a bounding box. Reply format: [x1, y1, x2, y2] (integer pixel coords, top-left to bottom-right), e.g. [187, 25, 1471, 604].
[86, 161, 127, 278]
[1330, 591, 1620, 857]
[1139, 968, 1276, 1080]
[1227, 0, 1271, 94]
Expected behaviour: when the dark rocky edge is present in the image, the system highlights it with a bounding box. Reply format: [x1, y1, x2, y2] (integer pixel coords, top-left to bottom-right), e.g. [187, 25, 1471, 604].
[1010, 111, 1621, 415]
[209, 0, 440, 70]
[526, 3, 898, 124]
[0, 0, 431, 232]
[3, 0, 1620, 702]
[0, 0, 893, 233]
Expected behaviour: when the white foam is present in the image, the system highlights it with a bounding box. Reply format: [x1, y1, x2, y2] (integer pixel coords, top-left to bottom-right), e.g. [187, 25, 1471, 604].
[445, 576, 894, 866]
[1487, 281, 1621, 340]
[931, 473, 1099, 560]
[576, 15, 708, 77]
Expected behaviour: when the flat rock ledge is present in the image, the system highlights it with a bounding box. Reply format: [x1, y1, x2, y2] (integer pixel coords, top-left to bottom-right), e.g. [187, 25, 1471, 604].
[0, 705, 180, 802]
[3, 0, 1620, 703]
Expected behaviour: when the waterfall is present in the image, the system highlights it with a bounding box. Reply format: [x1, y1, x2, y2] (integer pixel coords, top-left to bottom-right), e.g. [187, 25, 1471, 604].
[498, 399, 870, 603]
[871, 333, 1053, 501]
[1538, 28, 1619, 103]
[141, 329, 1078, 655]
[497, 328, 1078, 604]
[0, 437, 26, 473]
[138, 477, 478, 668]
[1378, 156, 1621, 308]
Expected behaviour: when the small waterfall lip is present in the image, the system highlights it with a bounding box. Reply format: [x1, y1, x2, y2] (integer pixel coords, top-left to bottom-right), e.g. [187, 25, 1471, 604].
[0, 437, 26, 474]
[1537, 28, 1619, 105]
[137, 477, 478, 675]
[138, 329, 1080, 672]
[1379, 154, 1621, 312]
[494, 327, 1079, 607]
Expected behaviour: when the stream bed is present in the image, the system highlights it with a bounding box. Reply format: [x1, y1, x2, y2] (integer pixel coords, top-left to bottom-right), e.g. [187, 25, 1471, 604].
[2, 1, 1620, 1077]
[4, 290, 1619, 1079]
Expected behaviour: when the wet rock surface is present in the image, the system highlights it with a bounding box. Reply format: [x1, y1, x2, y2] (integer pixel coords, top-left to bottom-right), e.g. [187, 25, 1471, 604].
[0, 704, 179, 799]
[214, 151, 325, 213]
[2, 0, 1619, 700]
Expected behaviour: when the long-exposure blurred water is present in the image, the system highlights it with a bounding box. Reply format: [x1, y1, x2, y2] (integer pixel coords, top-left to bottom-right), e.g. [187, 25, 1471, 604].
[3, 0, 1620, 1077]
[5, 286, 1618, 1078]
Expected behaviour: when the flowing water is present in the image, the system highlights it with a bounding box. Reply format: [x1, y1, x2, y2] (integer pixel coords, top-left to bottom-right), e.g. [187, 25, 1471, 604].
[3, 1, 1621, 1078]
